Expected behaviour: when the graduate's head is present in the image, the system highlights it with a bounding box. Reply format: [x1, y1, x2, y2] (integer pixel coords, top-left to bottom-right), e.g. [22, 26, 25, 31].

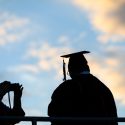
[61, 51, 90, 79]
[68, 54, 90, 75]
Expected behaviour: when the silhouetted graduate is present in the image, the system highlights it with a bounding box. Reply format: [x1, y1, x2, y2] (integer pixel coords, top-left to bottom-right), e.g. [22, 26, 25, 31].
[48, 51, 118, 125]
[0, 81, 25, 125]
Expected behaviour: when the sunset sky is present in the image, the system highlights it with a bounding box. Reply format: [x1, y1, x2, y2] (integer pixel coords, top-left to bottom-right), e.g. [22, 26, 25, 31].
[0, 0, 125, 125]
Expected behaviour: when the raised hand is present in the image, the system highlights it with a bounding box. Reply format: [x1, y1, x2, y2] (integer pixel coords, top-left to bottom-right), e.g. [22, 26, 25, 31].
[0, 81, 11, 98]
[12, 83, 23, 98]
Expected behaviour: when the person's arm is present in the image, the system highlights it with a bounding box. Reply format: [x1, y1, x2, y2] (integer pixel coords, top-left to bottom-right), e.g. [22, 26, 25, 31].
[48, 82, 71, 116]
[5, 83, 25, 125]
[0, 81, 25, 125]
[104, 90, 117, 116]
[12, 83, 25, 116]
[48, 94, 61, 116]
[102, 87, 118, 125]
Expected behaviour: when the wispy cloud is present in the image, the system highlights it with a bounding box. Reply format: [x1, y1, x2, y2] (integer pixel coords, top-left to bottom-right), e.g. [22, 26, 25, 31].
[0, 12, 30, 46]
[10, 41, 72, 79]
[72, 0, 125, 43]
[9, 64, 39, 74]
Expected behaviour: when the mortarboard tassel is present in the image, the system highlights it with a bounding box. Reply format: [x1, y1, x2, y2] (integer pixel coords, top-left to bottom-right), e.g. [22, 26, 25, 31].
[63, 59, 66, 81]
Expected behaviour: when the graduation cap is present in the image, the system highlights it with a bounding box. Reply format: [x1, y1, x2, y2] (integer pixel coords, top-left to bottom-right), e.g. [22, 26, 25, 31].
[61, 51, 90, 58]
[60, 51, 90, 81]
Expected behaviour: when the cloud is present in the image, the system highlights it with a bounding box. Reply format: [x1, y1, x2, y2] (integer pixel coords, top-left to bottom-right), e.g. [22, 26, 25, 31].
[58, 36, 70, 44]
[0, 12, 30, 46]
[10, 41, 72, 80]
[26, 42, 72, 78]
[72, 0, 125, 43]
[88, 48, 125, 106]
[9, 64, 39, 74]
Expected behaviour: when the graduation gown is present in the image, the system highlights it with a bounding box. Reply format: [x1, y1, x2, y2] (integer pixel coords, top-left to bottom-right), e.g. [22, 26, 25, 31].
[48, 74, 118, 125]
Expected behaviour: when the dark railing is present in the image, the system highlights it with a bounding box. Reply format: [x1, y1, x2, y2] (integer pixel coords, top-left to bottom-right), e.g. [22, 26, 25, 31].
[0, 116, 125, 125]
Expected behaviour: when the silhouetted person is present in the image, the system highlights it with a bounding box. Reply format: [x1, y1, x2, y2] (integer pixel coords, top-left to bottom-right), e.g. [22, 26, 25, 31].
[0, 81, 25, 125]
[48, 51, 118, 125]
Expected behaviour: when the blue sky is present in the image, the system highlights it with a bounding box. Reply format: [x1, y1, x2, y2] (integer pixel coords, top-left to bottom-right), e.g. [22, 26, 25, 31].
[0, 0, 125, 125]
